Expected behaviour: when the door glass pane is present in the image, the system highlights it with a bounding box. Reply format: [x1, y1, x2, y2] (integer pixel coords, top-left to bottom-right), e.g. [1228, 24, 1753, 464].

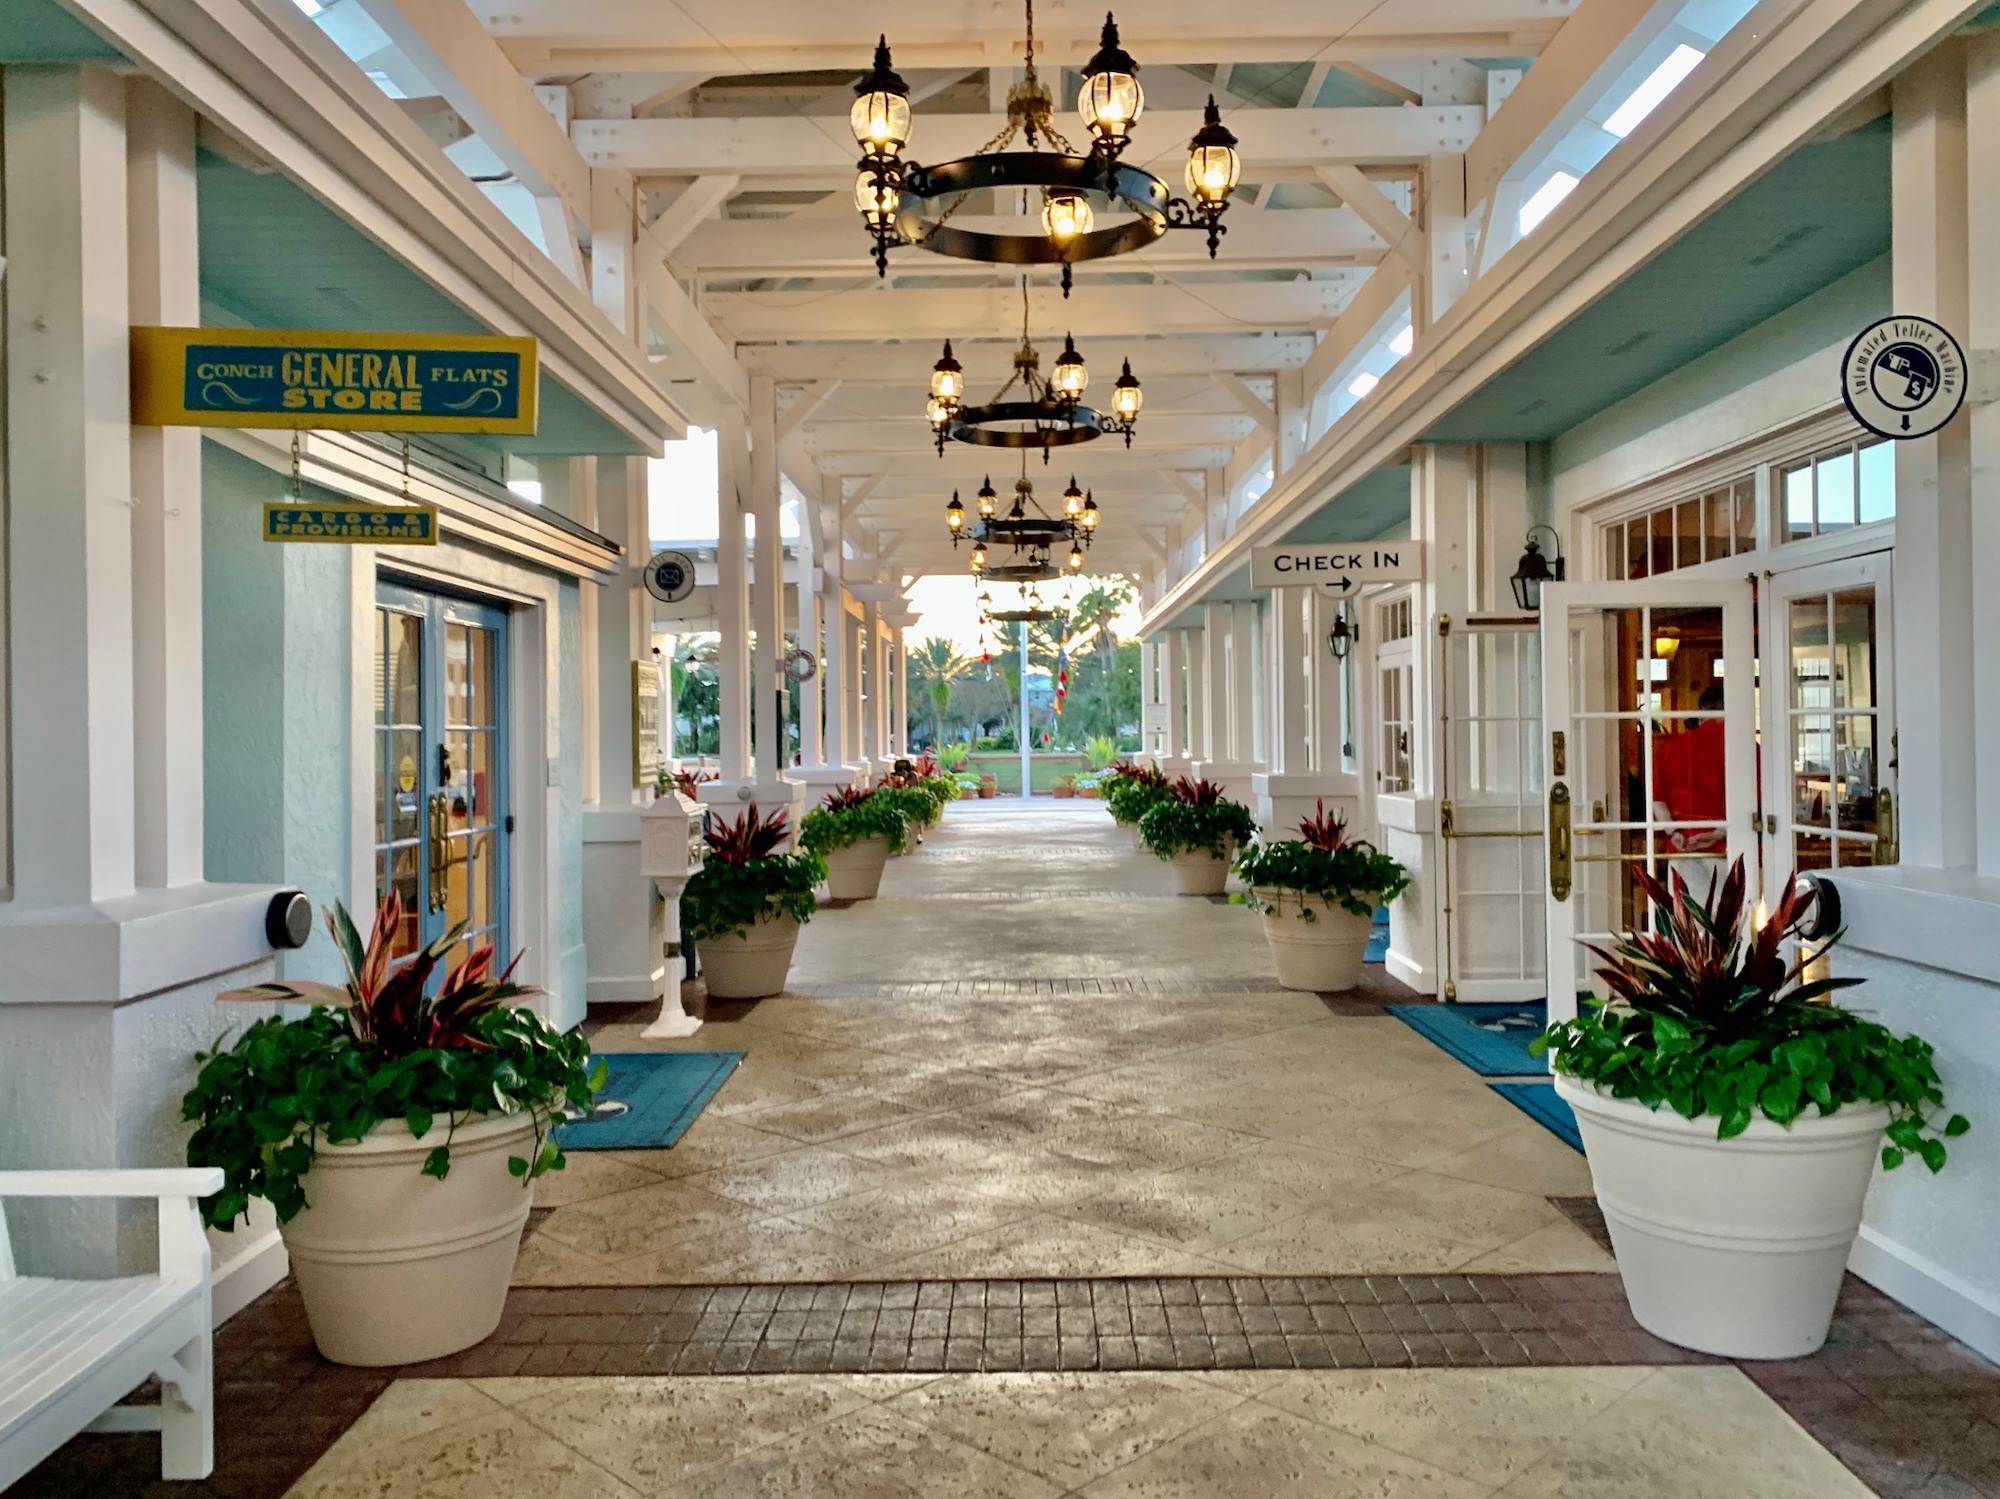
[468, 832, 497, 935]
[468, 626, 496, 727]
[1793, 714, 1834, 828]
[1650, 508, 1674, 577]
[386, 612, 421, 724]
[445, 623, 472, 726]
[447, 730, 474, 826]
[1626, 521, 1649, 580]
[1857, 441, 1894, 523]
[1836, 715, 1878, 833]
[1815, 449, 1855, 530]
[387, 845, 422, 956]
[1604, 522, 1625, 580]
[1831, 589, 1875, 710]
[1789, 598, 1830, 709]
[469, 731, 496, 828]
[441, 832, 469, 932]
[388, 728, 422, 840]
[1796, 832, 1833, 871]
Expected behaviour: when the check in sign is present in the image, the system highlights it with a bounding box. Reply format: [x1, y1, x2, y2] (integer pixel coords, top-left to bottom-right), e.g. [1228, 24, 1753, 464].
[132, 327, 538, 435]
[1250, 541, 1424, 593]
[263, 503, 438, 545]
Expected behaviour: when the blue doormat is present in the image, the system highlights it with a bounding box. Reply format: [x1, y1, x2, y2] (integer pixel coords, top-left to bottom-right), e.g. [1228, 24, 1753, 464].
[1364, 911, 1389, 964]
[1387, 1001, 1548, 1076]
[554, 1051, 744, 1151]
[1490, 1081, 1584, 1153]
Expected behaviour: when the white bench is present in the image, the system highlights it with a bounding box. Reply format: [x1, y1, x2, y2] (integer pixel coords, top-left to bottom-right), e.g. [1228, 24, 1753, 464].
[0, 1168, 223, 1488]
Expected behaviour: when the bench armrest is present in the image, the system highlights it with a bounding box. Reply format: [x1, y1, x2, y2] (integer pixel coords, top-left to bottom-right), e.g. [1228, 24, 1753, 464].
[0, 1169, 223, 1200]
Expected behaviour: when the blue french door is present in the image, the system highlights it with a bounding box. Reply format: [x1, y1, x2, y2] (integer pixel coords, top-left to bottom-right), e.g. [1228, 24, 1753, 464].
[374, 580, 511, 970]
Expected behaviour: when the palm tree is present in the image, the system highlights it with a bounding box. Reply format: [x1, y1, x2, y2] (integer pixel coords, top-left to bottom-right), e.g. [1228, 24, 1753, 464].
[906, 636, 972, 747]
[1069, 580, 1134, 685]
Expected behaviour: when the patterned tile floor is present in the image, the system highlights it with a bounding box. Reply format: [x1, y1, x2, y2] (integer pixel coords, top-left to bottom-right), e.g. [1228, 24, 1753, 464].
[17, 802, 1999, 1496]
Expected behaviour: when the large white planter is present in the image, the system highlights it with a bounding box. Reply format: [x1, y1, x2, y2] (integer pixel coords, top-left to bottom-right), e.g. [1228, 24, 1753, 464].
[281, 1110, 536, 1366]
[699, 912, 801, 999]
[1252, 889, 1377, 992]
[822, 836, 892, 899]
[1164, 846, 1231, 896]
[1556, 1074, 1888, 1359]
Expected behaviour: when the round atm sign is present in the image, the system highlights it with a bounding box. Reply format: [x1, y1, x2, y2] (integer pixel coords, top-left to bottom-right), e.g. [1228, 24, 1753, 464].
[1841, 317, 1966, 439]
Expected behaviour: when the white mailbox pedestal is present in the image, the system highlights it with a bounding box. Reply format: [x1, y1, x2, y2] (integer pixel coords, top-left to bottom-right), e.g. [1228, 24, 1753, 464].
[638, 791, 706, 1038]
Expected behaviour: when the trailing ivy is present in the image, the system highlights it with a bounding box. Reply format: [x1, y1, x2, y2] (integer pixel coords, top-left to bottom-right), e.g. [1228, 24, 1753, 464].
[1234, 841, 1409, 919]
[1138, 778, 1256, 860]
[183, 893, 601, 1230]
[1537, 858, 1968, 1169]
[799, 791, 913, 856]
[873, 783, 943, 830]
[1103, 772, 1173, 827]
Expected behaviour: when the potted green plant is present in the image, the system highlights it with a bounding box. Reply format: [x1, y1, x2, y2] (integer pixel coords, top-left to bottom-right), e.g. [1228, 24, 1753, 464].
[1104, 764, 1172, 846]
[683, 804, 824, 997]
[1076, 775, 1101, 800]
[978, 772, 999, 800]
[873, 782, 942, 848]
[799, 786, 909, 898]
[1235, 802, 1409, 992]
[1538, 859, 1967, 1360]
[1050, 774, 1076, 800]
[186, 893, 601, 1367]
[1139, 776, 1257, 895]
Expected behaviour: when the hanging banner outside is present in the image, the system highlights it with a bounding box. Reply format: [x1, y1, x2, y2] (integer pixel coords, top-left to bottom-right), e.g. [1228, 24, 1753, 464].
[131, 326, 538, 435]
[1250, 541, 1424, 592]
[262, 503, 438, 545]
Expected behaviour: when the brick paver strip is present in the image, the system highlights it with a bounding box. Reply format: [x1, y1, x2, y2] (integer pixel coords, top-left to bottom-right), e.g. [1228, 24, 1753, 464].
[17, 1271, 2000, 1499]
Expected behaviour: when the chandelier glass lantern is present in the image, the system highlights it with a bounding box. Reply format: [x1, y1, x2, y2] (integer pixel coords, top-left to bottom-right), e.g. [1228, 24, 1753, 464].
[946, 491, 965, 532]
[1050, 335, 1089, 400]
[945, 464, 1097, 582]
[929, 341, 964, 403]
[1078, 13, 1143, 151]
[1062, 477, 1084, 518]
[853, 2, 1243, 290]
[1111, 359, 1143, 424]
[1081, 493, 1099, 530]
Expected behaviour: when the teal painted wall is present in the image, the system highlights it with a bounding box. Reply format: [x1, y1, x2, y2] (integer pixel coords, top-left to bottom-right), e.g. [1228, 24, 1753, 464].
[202, 441, 350, 985]
[1552, 255, 1890, 477]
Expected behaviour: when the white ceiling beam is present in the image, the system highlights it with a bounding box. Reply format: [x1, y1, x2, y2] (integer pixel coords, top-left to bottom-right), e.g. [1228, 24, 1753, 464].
[1315, 165, 1423, 270]
[1302, 260, 1410, 398]
[573, 106, 1486, 176]
[1210, 374, 1278, 434]
[641, 173, 740, 262]
[498, 29, 1561, 77]
[708, 281, 1351, 341]
[840, 475, 882, 522]
[822, 446, 1234, 478]
[1465, 0, 1678, 206]
[1331, 60, 1425, 106]
[672, 207, 1387, 277]
[640, 269, 748, 405]
[354, 0, 590, 227]
[739, 335, 1317, 383]
[776, 381, 842, 442]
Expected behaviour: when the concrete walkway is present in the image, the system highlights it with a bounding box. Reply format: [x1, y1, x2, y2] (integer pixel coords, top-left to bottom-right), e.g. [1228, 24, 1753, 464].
[528, 797, 1606, 1285]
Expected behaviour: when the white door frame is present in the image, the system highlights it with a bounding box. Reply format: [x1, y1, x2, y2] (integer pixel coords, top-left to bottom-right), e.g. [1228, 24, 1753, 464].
[1540, 577, 1759, 1022]
[1759, 550, 1896, 909]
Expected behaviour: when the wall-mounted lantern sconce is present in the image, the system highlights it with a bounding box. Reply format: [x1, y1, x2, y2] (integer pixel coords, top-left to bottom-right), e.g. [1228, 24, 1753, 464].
[1326, 604, 1359, 660]
[1509, 524, 1567, 611]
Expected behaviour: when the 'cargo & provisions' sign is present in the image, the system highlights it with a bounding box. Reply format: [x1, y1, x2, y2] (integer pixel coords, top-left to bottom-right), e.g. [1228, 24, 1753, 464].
[1250, 541, 1424, 592]
[132, 326, 538, 434]
[262, 503, 438, 545]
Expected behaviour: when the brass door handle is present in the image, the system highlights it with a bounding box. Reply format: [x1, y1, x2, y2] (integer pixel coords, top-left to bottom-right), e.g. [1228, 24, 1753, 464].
[1874, 787, 1899, 866]
[427, 792, 450, 912]
[1549, 782, 1573, 902]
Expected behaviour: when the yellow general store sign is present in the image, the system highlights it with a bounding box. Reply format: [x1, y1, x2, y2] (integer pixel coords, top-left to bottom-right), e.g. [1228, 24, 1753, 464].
[131, 326, 538, 435]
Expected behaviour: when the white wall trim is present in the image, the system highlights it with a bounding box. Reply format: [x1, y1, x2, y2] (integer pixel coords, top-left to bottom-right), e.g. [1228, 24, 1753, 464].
[1850, 1225, 2000, 1364]
[211, 1228, 289, 1326]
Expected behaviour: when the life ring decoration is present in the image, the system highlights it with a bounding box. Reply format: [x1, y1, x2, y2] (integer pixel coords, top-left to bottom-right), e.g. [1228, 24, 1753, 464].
[783, 648, 819, 684]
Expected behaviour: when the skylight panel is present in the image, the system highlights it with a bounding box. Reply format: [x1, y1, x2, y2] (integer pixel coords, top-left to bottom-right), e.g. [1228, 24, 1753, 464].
[1388, 324, 1414, 358]
[1518, 172, 1579, 234]
[1603, 45, 1706, 138]
[1347, 372, 1379, 398]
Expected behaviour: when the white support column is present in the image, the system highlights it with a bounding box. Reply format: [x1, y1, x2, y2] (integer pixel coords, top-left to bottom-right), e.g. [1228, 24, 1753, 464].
[570, 458, 602, 806]
[748, 376, 785, 786]
[1267, 591, 1309, 775]
[1891, 45, 1976, 872]
[582, 456, 669, 1012]
[7, 64, 136, 909]
[1235, 600, 1262, 768]
[1307, 590, 1349, 775]
[1969, 33, 2000, 878]
[1159, 631, 1187, 774]
[890, 630, 909, 758]
[1201, 605, 1229, 764]
[125, 79, 202, 891]
[711, 415, 752, 786]
[797, 544, 824, 768]
[862, 603, 884, 769]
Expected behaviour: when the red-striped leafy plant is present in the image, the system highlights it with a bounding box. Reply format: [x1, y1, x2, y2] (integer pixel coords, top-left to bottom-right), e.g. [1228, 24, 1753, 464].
[703, 803, 795, 864]
[184, 891, 599, 1229]
[1139, 777, 1256, 859]
[683, 804, 825, 942]
[1537, 857, 1967, 1167]
[1234, 800, 1409, 920]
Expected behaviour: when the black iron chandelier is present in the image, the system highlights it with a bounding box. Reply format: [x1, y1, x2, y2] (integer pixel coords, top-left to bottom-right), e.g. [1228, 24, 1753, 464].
[851, 3, 1243, 293]
[924, 286, 1142, 459]
[946, 466, 1097, 581]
